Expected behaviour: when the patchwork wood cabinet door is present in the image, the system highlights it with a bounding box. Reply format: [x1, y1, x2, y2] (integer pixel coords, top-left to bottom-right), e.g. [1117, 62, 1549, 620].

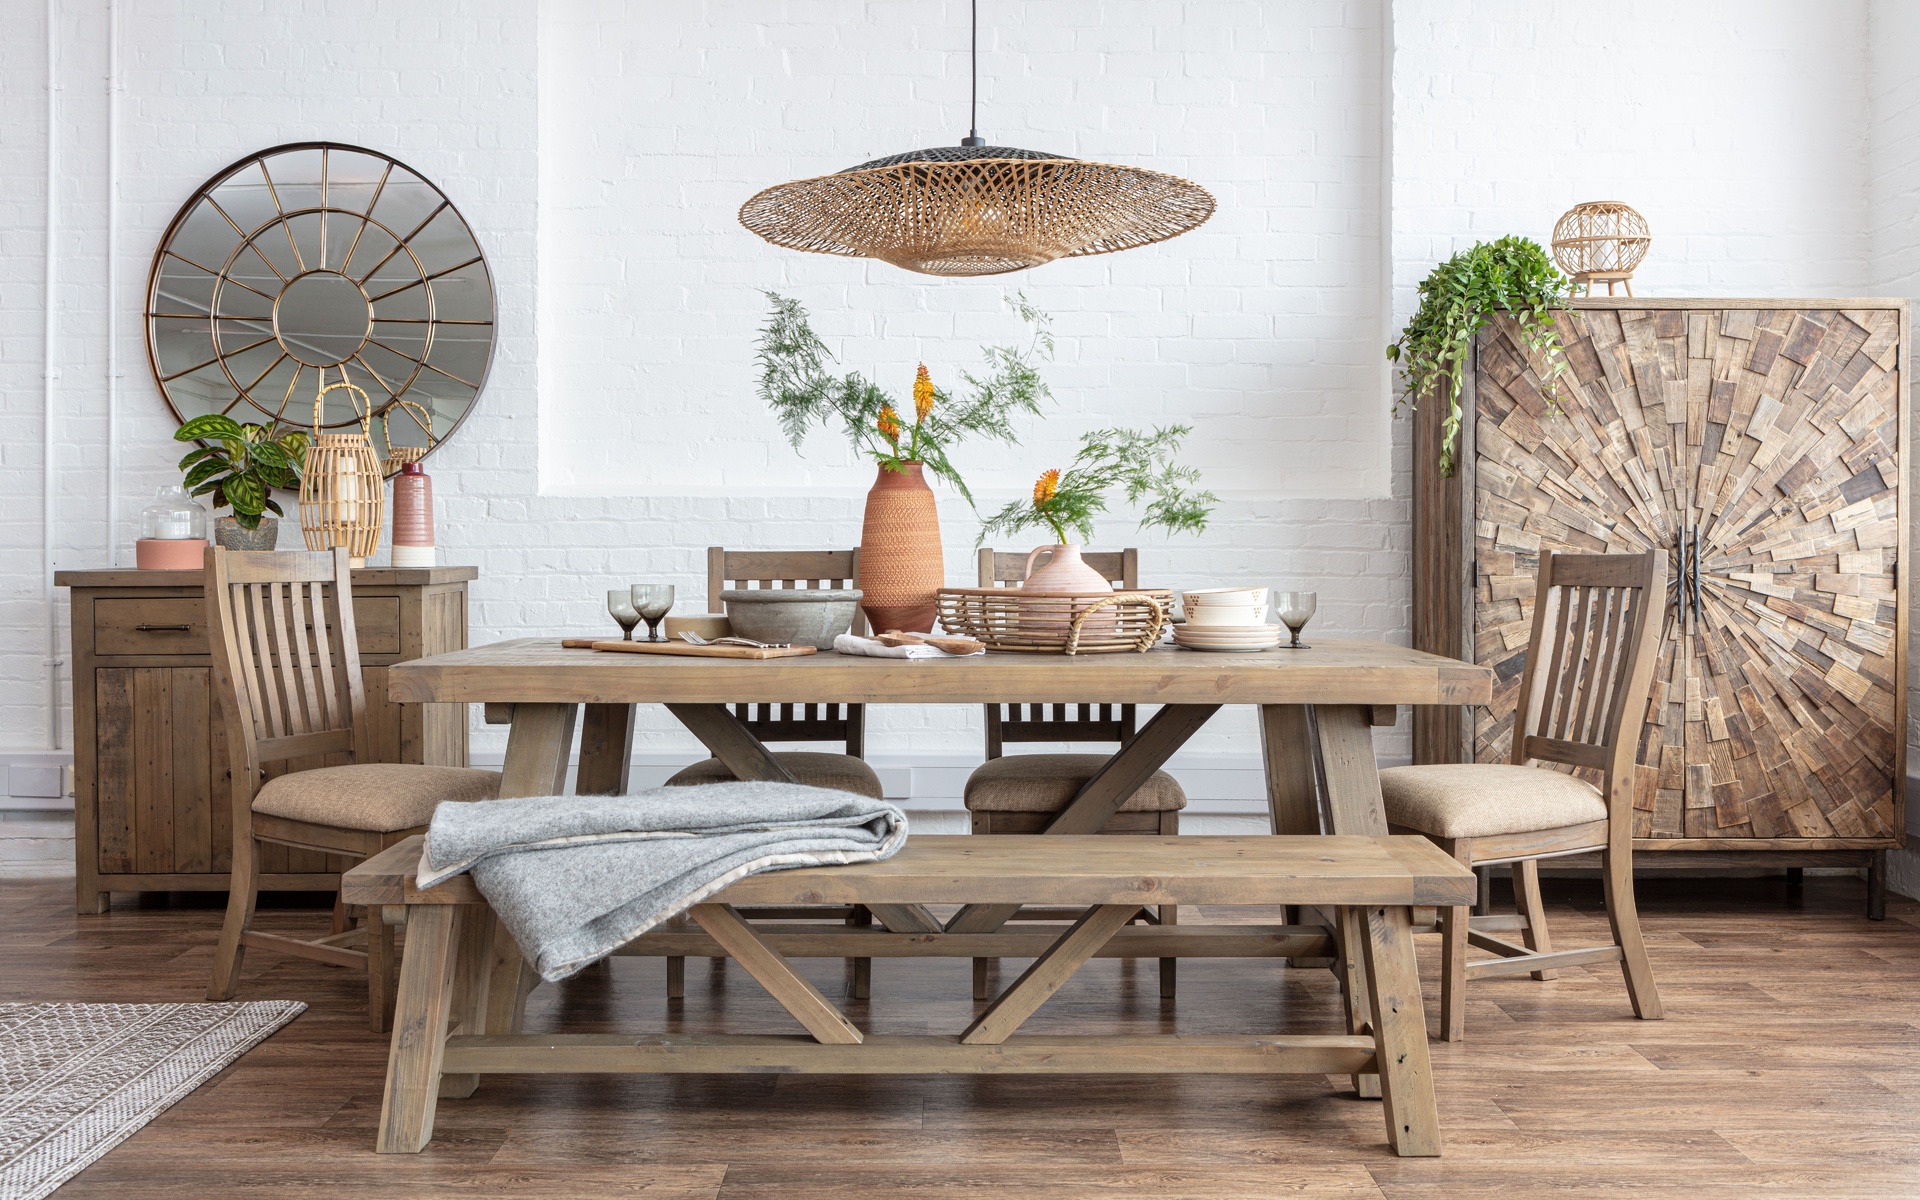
[1414, 299, 1907, 913]
[56, 566, 475, 913]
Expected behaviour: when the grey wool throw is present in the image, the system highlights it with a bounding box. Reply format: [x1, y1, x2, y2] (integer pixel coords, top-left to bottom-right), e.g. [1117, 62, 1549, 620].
[418, 782, 908, 981]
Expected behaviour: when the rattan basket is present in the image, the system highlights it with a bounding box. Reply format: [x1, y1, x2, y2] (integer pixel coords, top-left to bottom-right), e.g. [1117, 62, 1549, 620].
[936, 588, 1172, 654]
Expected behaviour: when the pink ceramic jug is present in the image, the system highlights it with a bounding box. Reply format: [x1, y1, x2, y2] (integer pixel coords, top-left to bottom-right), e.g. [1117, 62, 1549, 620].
[1021, 544, 1114, 593]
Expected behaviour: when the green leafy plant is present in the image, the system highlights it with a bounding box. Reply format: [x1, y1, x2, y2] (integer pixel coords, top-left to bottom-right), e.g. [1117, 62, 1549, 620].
[1387, 235, 1574, 476]
[755, 292, 1053, 505]
[978, 425, 1217, 546]
[173, 415, 309, 530]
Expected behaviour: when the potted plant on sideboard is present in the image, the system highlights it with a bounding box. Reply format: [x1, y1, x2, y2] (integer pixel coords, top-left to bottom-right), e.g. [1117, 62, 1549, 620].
[173, 414, 309, 551]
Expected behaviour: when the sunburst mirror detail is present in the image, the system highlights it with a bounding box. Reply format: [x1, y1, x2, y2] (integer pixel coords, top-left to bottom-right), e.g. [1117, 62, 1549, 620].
[144, 142, 496, 473]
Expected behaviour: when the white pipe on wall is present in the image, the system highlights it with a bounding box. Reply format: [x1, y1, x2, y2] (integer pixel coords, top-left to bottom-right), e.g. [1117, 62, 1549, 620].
[42, 0, 61, 751]
[106, 0, 119, 568]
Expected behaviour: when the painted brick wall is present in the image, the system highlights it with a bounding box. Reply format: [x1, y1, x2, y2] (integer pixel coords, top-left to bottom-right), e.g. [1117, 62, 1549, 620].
[4, 0, 1912, 879]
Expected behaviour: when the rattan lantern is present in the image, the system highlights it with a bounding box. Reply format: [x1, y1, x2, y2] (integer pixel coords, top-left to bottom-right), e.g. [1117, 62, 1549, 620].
[1551, 201, 1651, 296]
[299, 379, 385, 567]
[739, 3, 1213, 277]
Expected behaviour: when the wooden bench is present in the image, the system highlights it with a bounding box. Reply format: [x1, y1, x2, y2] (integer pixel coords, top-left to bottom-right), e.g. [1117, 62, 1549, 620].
[344, 833, 1475, 1157]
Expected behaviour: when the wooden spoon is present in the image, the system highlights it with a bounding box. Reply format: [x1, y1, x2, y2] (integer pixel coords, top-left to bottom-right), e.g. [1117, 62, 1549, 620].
[876, 629, 985, 655]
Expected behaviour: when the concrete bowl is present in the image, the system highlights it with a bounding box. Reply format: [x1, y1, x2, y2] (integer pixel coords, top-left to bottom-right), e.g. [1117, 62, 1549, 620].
[720, 589, 863, 650]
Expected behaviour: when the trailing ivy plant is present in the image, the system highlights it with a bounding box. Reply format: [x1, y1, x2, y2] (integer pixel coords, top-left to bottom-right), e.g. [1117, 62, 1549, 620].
[755, 291, 1053, 506]
[1387, 236, 1573, 476]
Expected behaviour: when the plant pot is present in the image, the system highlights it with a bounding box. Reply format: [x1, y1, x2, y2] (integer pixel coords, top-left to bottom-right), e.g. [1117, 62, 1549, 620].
[214, 515, 279, 551]
[856, 461, 943, 634]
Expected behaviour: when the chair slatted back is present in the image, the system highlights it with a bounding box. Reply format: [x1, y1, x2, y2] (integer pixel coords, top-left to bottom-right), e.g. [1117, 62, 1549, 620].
[976, 547, 1140, 758]
[707, 547, 864, 756]
[1512, 551, 1665, 792]
[205, 547, 368, 792]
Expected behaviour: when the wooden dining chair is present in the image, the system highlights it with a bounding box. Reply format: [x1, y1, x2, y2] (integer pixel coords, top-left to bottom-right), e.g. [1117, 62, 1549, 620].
[663, 548, 880, 999]
[204, 548, 501, 1031]
[663, 548, 879, 798]
[966, 548, 1184, 1001]
[1381, 549, 1666, 1041]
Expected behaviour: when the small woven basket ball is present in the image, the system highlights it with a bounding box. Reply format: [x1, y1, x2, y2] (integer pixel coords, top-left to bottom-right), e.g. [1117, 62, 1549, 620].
[1551, 202, 1651, 285]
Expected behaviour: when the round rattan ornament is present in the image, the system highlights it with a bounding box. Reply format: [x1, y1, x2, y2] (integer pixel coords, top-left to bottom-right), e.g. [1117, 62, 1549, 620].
[298, 379, 385, 567]
[738, 2, 1213, 277]
[1551, 201, 1651, 296]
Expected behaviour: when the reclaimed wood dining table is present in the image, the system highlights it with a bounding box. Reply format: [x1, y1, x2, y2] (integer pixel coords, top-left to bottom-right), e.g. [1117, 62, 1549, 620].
[388, 636, 1494, 1048]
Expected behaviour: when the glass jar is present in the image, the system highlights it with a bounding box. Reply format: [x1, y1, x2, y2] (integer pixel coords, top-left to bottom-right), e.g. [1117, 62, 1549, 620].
[139, 485, 207, 541]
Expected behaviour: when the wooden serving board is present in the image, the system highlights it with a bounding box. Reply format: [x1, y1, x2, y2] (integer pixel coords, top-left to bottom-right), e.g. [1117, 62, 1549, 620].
[588, 639, 818, 660]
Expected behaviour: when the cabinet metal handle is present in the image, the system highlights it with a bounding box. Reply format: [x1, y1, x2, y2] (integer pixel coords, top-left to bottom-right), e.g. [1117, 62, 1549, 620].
[135, 623, 192, 632]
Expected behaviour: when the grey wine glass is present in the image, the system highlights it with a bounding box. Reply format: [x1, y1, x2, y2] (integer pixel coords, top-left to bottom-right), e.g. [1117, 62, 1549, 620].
[1275, 590, 1316, 649]
[631, 584, 675, 643]
[606, 589, 642, 642]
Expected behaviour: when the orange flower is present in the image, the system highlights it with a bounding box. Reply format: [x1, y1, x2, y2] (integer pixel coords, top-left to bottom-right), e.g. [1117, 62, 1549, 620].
[913, 364, 935, 423]
[877, 405, 902, 443]
[1032, 468, 1060, 506]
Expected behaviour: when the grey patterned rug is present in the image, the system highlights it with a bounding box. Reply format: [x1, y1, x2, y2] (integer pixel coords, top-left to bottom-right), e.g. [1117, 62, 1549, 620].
[0, 1001, 305, 1200]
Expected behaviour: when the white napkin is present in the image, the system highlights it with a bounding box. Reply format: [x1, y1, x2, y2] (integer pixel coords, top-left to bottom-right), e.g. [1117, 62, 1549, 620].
[833, 633, 982, 658]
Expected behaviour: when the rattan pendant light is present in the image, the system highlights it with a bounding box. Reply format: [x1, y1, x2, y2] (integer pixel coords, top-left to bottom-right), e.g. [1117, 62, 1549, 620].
[739, 3, 1215, 277]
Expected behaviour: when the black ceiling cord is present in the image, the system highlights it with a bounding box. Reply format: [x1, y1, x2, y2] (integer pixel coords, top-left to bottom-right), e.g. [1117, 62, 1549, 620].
[961, 0, 986, 146]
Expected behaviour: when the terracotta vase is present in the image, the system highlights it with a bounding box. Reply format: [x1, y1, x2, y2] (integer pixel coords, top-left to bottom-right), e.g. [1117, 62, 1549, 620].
[856, 461, 943, 633]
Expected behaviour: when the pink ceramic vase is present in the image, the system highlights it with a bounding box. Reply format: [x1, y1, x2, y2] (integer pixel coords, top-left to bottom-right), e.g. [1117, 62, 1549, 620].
[1021, 544, 1114, 592]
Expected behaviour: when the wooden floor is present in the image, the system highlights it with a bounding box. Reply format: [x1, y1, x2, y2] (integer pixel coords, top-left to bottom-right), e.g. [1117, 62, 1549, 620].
[6, 873, 1919, 1198]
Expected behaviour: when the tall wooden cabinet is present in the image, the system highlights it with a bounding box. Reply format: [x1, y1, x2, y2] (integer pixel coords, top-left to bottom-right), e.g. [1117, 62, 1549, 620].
[1414, 299, 1907, 912]
[56, 566, 476, 913]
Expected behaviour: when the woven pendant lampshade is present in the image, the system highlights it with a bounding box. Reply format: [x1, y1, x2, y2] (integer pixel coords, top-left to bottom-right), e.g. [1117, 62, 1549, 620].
[739, 4, 1214, 277]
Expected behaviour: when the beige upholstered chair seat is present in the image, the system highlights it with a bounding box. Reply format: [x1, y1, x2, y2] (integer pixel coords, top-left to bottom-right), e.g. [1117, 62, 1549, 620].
[666, 751, 883, 799]
[1380, 763, 1607, 840]
[251, 763, 503, 833]
[965, 753, 1187, 813]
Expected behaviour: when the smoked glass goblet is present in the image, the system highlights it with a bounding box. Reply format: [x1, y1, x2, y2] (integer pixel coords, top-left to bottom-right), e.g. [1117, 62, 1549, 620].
[1275, 591, 1316, 649]
[607, 589, 642, 642]
[631, 584, 676, 643]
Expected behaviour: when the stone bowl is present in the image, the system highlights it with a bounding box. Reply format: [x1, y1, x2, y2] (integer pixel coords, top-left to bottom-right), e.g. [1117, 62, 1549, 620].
[720, 589, 863, 650]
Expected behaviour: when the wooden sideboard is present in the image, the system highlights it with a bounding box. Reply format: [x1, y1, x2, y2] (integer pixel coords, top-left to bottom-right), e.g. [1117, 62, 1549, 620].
[1412, 298, 1906, 916]
[55, 566, 476, 913]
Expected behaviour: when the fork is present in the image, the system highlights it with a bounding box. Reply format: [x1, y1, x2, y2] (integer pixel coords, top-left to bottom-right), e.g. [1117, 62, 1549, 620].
[678, 632, 794, 650]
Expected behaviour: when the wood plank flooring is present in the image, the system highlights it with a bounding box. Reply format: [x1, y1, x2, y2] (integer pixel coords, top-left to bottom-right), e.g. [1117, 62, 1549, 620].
[4, 874, 1917, 1198]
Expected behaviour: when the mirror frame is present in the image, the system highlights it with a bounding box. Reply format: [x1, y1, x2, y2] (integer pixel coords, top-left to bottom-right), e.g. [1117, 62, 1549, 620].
[143, 141, 496, 475]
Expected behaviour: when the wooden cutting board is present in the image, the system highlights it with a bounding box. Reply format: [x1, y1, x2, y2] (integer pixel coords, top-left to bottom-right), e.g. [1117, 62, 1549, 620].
[587, 639, 818, 660]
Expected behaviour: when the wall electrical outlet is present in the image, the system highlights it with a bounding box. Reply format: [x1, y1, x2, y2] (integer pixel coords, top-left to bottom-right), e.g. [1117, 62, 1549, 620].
[63, 764, 75, 797]
[7, 765, 65, 799]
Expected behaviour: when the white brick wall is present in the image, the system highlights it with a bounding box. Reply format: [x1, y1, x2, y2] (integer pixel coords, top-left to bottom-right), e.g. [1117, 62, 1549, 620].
[3, 1, 1915, 882]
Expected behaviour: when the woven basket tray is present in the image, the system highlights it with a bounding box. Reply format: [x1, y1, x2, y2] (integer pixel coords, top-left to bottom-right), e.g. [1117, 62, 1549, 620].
[936, 588, 1173, 654]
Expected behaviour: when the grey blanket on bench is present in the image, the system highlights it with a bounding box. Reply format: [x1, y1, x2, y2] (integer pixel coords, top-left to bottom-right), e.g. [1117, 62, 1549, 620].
[417, 783, 908, 982]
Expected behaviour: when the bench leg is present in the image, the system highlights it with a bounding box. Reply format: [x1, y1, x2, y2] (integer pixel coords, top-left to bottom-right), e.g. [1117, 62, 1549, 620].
[691, 903, 864, 1045]
[962, 904, 1138, 1045]
[483, 915, 536, 1036]
[439, 905, 498, 1100]
[1360, 904, 1442, 1157]
[377, 904, 467, 1154]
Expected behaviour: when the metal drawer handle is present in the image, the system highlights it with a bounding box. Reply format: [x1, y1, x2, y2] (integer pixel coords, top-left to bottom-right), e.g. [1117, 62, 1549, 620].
[134, 623, 193, 632]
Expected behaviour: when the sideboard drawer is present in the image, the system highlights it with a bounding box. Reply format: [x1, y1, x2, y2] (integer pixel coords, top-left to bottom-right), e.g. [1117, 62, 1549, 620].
[93, 598, 206, 656]
[91, 595, 402, 658]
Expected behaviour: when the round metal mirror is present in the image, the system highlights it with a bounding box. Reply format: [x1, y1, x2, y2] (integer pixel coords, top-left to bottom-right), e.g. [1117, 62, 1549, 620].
[145, 142, 495, 470]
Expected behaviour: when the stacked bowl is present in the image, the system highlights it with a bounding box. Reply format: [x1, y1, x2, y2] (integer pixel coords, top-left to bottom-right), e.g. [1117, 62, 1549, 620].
[1173, 587, 1282, 651]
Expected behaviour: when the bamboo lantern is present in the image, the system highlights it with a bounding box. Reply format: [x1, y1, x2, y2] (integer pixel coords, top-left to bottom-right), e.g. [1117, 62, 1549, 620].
[1551, 201, 1651, 296]
[299, 380, 385, 567]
